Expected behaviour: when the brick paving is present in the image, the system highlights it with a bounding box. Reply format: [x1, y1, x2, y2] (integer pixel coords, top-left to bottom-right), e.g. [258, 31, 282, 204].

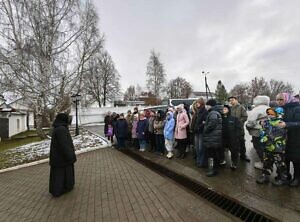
[0, 148, 233, 222]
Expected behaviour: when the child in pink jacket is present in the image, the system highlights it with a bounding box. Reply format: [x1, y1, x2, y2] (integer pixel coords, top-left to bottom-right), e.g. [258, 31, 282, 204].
[175, 104, 190, 158]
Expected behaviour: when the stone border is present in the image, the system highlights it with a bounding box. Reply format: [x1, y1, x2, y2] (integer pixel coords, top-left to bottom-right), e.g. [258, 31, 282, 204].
[0, 128, 111, 174]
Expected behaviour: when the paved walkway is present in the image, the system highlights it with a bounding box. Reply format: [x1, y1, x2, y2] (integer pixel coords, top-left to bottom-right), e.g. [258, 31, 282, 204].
[0, 148, 234, 222]
[85, 125, 300, 222]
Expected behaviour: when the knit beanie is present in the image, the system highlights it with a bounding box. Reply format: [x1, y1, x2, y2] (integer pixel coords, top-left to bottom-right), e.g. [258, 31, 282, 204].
[206, 99, 217, 107]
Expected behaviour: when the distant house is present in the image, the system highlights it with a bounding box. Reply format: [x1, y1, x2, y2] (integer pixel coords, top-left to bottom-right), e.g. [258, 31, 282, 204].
[7, 98, 34, 128]
[0, 105, 27, 139]
[0, 96, 34, 139]
[189, 91, 216, 99]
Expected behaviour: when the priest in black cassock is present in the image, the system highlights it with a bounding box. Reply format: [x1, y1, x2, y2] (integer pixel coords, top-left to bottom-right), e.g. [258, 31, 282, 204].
[49, 113, 77, 197]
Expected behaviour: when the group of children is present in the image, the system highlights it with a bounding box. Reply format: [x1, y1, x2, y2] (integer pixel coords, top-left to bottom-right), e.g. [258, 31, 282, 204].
[103, 100, 288, 184]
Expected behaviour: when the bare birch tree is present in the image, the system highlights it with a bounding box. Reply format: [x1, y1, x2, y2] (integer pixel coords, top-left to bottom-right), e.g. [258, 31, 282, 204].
[84, 50, 120, 107]
[166, 77, 192, 99]
[146, 50, 166, 98]
[248, 77, 271, 102]
[229, 83, 250, 105]
[123, 85, 136, 101]
[269, 79, 293, 100]
[0, 0, 103, 138]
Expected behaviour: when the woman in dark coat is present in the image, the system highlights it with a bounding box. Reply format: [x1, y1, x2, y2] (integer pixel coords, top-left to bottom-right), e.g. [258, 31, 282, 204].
[203, 99, 223, 177]
[49, 113, 77, 197]
[104, 112, 113, 142]
[191, 98, 208, 167]
[222, 105, 241, 170]
[276, 93, 300, 186]
[115, 113, 128, 149]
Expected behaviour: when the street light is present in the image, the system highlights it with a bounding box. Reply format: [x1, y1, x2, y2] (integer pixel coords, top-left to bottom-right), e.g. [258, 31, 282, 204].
[71, 93, 81, 136]
[202, 71, 212, 101]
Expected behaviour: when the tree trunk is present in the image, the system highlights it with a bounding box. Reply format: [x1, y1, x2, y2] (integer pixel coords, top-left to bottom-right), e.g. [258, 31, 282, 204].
[103, 87, 107, 107]
[35, 114, 48, 139]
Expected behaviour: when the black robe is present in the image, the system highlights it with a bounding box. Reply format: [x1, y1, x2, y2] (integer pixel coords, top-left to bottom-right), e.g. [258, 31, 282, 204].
[49, 113, 77, 197]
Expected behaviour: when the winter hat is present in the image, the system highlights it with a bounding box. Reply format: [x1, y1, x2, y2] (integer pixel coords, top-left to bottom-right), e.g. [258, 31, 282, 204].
[223, 104, 230, 109]
[228, 96, 237, 101]
[56, 113, 69, 122]
[223, 104, 231, 110]
[157, 110, 165, 118]
[253, 95, 270, 106]
[206, 99, 217, 107]
[168, 107, 174, 112]
[223, 104, 231, 115]
[53, 113, 70, 127]
[274, 107, 284, 116]
[266, 108, 276, 117]
[176, 104, 184, 111]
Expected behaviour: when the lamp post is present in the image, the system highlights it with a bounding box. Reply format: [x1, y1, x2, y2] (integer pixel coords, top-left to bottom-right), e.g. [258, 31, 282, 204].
[202, 71, 212, 101]
[71, 93, 81, 136]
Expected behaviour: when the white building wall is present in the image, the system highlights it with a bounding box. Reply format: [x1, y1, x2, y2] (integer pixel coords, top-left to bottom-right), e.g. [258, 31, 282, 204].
[8, 115, 27, 137]
[70, 106, 146, 125]
[28, 112, 35, 127]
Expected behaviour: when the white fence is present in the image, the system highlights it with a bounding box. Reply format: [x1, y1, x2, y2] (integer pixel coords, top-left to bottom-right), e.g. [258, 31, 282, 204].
[70, 106, 145, 125]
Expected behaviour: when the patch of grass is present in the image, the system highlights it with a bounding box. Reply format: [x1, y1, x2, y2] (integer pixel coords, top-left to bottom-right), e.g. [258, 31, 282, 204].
[0, 137, 42, 151]
[0, 129, 50, 151]
[11, 129, 50, 139]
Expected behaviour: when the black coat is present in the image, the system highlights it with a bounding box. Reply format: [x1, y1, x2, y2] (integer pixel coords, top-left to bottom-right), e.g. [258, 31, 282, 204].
[50, 116, 76, 168]
[192, 107, 208, 134]
[222, 114, 241, 147]
[203, 107, 222, 149]
[115, 118, 128, 138]
[283, 102, 300, 162]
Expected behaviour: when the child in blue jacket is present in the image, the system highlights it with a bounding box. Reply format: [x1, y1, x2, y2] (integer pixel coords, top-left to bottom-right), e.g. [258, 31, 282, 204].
[164, 111, 175, 159]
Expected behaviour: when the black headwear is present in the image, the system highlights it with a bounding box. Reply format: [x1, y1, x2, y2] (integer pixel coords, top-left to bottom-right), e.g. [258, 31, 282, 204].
[228, 96, 237, 101]
[53, 113, 70, 127]
[223, 104, 231, 115]
[206, 99, 217, 107]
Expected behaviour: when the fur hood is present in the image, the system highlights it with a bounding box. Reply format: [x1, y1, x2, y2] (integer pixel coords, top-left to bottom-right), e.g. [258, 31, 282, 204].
[246, 97, 270, 136]
[253, 96, 270, 107]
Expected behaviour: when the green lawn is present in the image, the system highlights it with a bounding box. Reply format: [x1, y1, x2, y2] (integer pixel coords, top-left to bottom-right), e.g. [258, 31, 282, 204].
[0, 130, 50, 151]
[0, 136, 42, 151]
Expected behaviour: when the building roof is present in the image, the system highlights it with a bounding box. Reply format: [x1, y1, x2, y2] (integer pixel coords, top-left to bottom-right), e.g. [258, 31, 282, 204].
[190, 91, 216, 97]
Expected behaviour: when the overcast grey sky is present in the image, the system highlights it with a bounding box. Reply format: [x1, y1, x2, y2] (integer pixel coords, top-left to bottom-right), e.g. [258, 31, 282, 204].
[93, 0, 300, 92]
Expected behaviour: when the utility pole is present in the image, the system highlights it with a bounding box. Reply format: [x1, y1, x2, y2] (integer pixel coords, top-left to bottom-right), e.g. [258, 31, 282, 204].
[202, 71, 212, 100]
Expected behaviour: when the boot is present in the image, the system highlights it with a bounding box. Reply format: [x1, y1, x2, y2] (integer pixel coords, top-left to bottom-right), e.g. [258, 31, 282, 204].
[230, 163, 237, 171]
[272, 178, 289, 186]
[273, 172, 289, 186]
[180, 152, 186, 159]
[256, 174, 269, 184]
[240, 154, 251, 162]
[289, 178, 300, 187]
[206, 158, 217, 177]
[219, 160, 226, 166]
[167, 152, 174, 159]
